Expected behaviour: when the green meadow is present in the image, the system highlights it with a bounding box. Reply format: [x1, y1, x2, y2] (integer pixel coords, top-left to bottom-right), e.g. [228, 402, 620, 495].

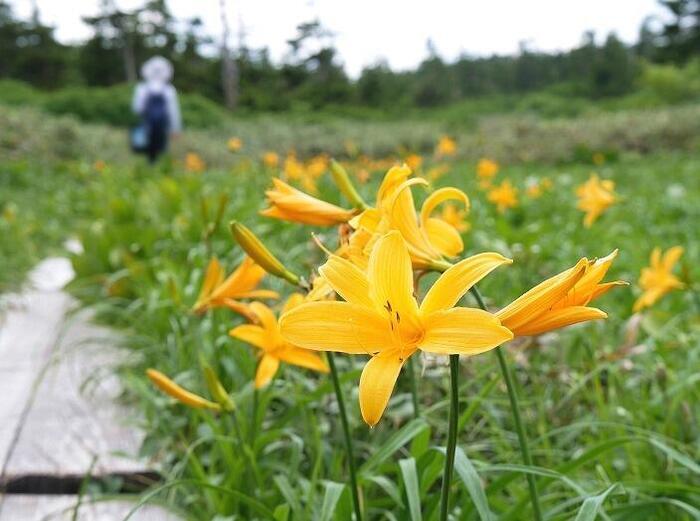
[1, 96, 698, 519]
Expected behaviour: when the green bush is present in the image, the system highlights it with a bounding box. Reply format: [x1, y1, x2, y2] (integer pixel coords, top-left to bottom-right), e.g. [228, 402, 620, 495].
[638, 60, 700, 103]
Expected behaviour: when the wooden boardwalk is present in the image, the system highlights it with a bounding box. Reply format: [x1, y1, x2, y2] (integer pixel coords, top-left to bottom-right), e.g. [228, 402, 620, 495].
[0, 259, 177, 520]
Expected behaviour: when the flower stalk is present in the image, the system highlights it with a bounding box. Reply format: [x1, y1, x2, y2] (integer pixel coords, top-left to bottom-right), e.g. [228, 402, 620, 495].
[470, 286, 543, 521]
[330, 159, 369, 210]
[327, 352, 363, 521]
[439, 353, 460, 521]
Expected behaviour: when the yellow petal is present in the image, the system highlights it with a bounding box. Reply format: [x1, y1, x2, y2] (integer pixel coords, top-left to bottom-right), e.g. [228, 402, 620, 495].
[221, 299, 257, 322]
[359, 348, 414, 427]
[368, 231, 421, 324]
[420, 308, 512, 355]
[421, 252, 512, 315]
[376, 164, 412, 206]
[210, 256, 264, 301]
[282, 293, 306, 315]
[234, 289, 280, 300]
[589, 280, 628, 302]
[319, 254, 374, 308]
[386, 178, 437, 258]
[255, 354, 280, 388]
[193, 257, 225, 310]
[229, 324, 268, 351]
[280, 301, 392, 354]
[146, 369, 220, 410]
[497, 258, 587, 332]
[423, 217, 464, 257]
[662, 246, 684, 271]
[276, 345, 329, 373]
[249, 301, 279, 335]
[514, 307, 607, 337]
[419, 187, 469, 228]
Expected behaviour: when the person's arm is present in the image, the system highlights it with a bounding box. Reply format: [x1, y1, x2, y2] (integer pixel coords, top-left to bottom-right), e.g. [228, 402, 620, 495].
[132, 84, 146, 115]
[167, 86, 182, 133]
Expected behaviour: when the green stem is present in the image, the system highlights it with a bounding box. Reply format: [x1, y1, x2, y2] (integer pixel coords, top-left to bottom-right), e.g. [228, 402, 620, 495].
[249, 388, 258, 447]
[470, 286, 543, 521]
[408, 357, 420, 419]
[439, 354, 460, 521]
[327, 352, 363, 521]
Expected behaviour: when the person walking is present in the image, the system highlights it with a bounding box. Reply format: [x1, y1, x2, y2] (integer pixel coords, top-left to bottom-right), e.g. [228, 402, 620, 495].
[131, 56, 182, 163]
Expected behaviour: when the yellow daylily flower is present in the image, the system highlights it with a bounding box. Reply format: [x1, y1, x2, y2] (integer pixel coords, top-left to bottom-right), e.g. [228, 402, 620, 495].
[284, 154, 305, 180]
[576, 173, 617, 227]
[185, 152, 206, 173]
[436, 135, 457, 157]
[405, 154, 423, 171]
[351, 164, 470, 269]
[262, 151, 279, 168]
[280, 231, 513, 426]
[261, 178, 356, 226]
[229, 300, 329, 388]
[439, 202, 470, 233]
[497, 251, 625, 337]
[526, 183, 542, 199]
[227, 137, 243, 152]
[146, 369, 221, 410]
[633, 246, 684, 312]
[477, 158, 499, 181]
[488, 180, 518, 213]
[193, 256, 278, 316]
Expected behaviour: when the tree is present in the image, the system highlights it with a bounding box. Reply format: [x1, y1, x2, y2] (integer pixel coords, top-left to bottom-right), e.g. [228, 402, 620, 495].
[658, 0, 700, 62]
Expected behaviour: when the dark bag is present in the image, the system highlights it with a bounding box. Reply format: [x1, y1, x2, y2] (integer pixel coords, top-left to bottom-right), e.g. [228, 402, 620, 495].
[130, 124, 149, 153]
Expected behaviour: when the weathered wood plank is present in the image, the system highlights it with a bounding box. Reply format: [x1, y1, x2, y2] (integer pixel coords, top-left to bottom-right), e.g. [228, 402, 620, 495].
[0, 495, 179, 521]
[0, 259, 76, 472]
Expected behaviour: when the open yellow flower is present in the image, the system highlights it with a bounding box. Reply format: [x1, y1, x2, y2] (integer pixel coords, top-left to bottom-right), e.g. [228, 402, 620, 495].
[439, 202, 470, 233]
[193, 256, 278, 317]
[497, 251, 625, 337]
[280, 231, 513, 426]
[261, 178, 356, 226]
[262, 151, 279, 168]
[488, 180, 518, 213]
[405, 154, 422, 171]
[230, 299, 329, 388]
[576, 174, 617, 227]
[147, 369, 221, 410]
[436, 135, 457, 157]
[351, 164, 470, 269]
[477, 158, 499, 181]
[633, 246, 684, 312]
[185, 152, 206, 173]
[227, 137, 243, 152]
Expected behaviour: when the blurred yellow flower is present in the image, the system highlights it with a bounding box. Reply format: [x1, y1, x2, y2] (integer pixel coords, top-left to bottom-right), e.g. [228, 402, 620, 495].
[284, 154, 305, 180]
[93, 160, 107, 172]
[261, 178, 356, 226]
[193, 256, 278, 317]
[306, 155, 329, 178]
[146, 369, 221, 411]
[526, 183, 542, 198]
[280, 232, 512, 426]
[488, 180, 518, 213]
[357, 169, 370, 184]
[576, 173, 617, 227]
[405, 153, 423, 171]
[477, 158, 499, 180]
[426, 163, 450, 181]
[230, 300, 329, 388]
[633, 246, 684, 312]
[592, 152, 605, 166]
[541, 177, 553, 190]
[436, 135, 457, 157]
[351, 164, 469, 268]
[227, 137, 243, 152]
[439, 202, 470, 233]
[262, 151, 279, 168]
[185, 152, 206, 173]
[498, 251, 625, 337]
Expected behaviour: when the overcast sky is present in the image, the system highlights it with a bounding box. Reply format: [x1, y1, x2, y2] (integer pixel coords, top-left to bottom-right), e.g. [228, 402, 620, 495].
[13, 0, 665, 77]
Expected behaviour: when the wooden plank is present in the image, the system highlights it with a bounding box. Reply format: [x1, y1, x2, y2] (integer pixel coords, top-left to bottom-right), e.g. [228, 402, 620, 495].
[0, 259, 75, 472]
[0, 495, 178, 521]
[1, 305, 147, 478]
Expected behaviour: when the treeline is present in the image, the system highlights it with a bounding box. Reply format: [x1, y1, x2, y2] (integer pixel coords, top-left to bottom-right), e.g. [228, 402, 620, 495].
[1, 0, 699, 112]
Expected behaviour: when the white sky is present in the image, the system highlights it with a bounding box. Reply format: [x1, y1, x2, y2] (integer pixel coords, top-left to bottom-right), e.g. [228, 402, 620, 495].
[13, 0, 665, 77]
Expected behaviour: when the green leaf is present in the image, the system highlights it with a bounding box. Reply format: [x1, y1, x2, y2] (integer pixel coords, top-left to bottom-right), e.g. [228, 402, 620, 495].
[574, 484, 619, 521]
[453, 447, 494, 521]
[273, 504, 290, 521]
[366, 475, 404, 507]
[360, 418, 429, 477]
[274, 475, 302, 517]
[399, 458, 422, 521]
[319, 481, 345, 521]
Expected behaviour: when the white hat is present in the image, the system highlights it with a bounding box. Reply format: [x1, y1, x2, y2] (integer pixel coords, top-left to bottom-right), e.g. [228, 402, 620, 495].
[141, 56, 173, 83]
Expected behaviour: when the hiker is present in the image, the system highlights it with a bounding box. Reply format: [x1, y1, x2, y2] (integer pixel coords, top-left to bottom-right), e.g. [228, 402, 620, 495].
[131, 56, 182, 163]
